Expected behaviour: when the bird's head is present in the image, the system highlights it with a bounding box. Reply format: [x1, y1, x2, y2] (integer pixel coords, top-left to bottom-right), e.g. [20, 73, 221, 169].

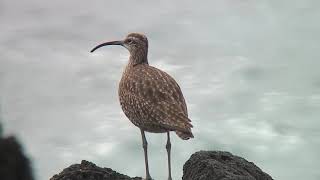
[91, 33, 149, 65]
[123, 33, 148, 53]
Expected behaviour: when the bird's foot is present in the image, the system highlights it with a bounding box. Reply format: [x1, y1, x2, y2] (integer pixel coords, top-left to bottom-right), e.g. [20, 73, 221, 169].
[143, 177, 153, 180]
[144, 175, 153, 180]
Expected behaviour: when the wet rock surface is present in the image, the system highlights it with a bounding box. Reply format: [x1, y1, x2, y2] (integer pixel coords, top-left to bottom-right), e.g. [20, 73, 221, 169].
[182, 151, 273, 180]
[50, 160, 142, 180]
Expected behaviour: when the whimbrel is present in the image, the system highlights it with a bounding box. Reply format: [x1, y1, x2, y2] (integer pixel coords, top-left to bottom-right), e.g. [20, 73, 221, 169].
[90, 33, 193, 180]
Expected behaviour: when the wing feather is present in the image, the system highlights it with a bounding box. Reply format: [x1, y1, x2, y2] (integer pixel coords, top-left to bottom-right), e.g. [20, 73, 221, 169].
[120, 64, 192, 132]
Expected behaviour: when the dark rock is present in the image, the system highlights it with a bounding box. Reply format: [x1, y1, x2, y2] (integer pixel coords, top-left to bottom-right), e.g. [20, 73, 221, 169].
[0, 136, 34, 180]
[50, 151, 273, 180]
[50, 160, 142, 180]
[183, 151, 273, 180]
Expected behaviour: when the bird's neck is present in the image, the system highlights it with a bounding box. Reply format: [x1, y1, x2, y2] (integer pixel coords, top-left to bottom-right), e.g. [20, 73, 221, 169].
[123, 54, 148, 78]
[128, 49, 148, 66]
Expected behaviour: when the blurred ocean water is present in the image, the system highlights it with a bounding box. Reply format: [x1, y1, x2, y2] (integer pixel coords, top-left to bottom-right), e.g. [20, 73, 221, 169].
[1, 0, 319, 179]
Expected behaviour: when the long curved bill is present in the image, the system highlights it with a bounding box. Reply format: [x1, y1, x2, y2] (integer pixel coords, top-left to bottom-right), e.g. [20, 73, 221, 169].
[90, 41, 123, 53]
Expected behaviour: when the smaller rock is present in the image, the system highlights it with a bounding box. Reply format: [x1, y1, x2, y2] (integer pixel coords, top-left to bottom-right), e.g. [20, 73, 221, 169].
[0, 136, 34, 180]
[183, 151, 273, 180]
[50, 160, 142, 180]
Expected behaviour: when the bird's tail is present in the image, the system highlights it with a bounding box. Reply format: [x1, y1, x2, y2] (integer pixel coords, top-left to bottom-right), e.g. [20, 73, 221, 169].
[176, 130, 194, 140]
[175, 115, 194, 140]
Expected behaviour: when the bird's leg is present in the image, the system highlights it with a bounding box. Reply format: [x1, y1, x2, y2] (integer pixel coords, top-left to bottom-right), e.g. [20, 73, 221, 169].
[140, 129, 152, 180]
[166, 131, 172, 180]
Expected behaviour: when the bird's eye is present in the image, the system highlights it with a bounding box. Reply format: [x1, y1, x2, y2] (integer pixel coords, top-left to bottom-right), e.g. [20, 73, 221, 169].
[127, 39, 133, 44]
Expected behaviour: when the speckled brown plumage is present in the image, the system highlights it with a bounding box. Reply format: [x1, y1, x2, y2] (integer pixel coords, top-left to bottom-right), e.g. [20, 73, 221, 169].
[119, 62, 193, 138]
[91, 33, 193, 180]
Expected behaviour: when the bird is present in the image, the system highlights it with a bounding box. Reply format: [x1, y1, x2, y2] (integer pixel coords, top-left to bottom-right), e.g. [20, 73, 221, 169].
[90, 33, 193, 180]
